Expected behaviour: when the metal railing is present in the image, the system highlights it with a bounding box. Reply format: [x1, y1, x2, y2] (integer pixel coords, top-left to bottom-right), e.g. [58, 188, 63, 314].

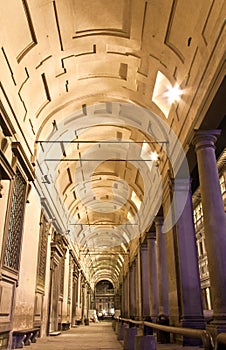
[118, 317, 214, 350]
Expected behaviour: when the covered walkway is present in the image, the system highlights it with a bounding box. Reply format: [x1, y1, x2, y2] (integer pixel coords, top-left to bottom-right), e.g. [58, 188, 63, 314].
[29, 322, 202, 350]
[0, 1, 226, 349]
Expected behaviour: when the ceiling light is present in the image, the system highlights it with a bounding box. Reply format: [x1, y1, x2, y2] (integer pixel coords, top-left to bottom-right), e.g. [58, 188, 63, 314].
[150, 151, 159, 161]
[153, 71, 182, 118]
[166, 84, 182, 104]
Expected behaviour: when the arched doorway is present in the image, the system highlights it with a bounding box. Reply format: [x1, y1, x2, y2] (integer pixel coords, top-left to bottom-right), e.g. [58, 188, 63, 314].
[95, 280, 115, 320]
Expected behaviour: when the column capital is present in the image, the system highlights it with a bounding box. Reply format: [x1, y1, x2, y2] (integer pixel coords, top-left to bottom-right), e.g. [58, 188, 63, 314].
[154, 216, 164, 226]
[192, 129, 221, 151]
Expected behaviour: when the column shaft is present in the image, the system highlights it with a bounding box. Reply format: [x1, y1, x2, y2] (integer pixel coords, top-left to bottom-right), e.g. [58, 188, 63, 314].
[76, 270, 82, 321]
[147, 232, 158, 321]
[136, 250, 142, 319]
[140, 244, 150, 317]
[174, 178, 205, 333]
[125, 273, 130, 318]
[155, 217, 169, 316]
[129, 262, 135, 318]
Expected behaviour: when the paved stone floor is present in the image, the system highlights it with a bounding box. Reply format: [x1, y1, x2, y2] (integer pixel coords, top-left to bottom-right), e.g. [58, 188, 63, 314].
[29, 322, 203, 350]
[30, 322, 122, 350]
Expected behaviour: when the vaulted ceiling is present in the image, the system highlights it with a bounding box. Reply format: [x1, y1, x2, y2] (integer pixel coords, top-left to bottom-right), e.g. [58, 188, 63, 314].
[0, 0, 225, 288]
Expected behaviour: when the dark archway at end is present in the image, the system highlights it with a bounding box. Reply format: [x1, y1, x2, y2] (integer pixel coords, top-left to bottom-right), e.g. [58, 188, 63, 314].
[94, 280, 115, 319]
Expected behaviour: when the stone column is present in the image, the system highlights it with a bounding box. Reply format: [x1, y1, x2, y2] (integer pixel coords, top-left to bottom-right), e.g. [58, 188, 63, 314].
[129, 262, 135, 318]
[81, 278, 85, 322]
[133, 259, 138, 318]
[71, 271, 78, 326]
[155, 217, 169, 316]
[193, 130, 226, 334]
[146, 231, 158, 321]
[123, 273, 130, 318]
[76, 270, 81, 321]
[140, 243, 150, 318]
[121, 277, 125, 317]
[174, 178, 205, 340]
[136, 250, 142, 319]
[83, 283, 88, 320]
[162, 173, 181, 325]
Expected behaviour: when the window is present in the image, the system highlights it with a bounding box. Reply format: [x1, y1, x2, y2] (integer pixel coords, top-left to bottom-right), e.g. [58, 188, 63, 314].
[206, 287, 212, 310]
[3, 169, 27, 271]
[36, 213, 49, 289]
[60, 257, 65, 297]
[199, 241, 203, 256]
[193, 202, 203, 228]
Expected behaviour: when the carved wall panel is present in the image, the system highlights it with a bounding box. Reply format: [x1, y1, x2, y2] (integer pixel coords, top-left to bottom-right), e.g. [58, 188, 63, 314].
[0, 281, 14, 328]
[34, 213, 49, 326]
[36, 214, 49, 290]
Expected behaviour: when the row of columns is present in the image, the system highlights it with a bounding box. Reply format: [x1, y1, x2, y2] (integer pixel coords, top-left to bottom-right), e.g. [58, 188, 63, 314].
[71, 268, 92, 325]
[121, 130, 226, 340]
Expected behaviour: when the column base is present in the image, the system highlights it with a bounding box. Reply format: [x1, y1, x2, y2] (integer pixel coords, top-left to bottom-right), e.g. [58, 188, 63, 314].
[135, 335, 156, 350]
[123, 327, 137, 350]
[118, 324, 128, 341]
[206, 319, 226, 340]
[180, 318, 206, 346]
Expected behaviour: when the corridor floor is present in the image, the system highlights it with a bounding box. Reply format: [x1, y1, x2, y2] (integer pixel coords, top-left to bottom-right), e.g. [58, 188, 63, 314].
[30, 322, 122, 350]
[29, 322, 203, 350]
